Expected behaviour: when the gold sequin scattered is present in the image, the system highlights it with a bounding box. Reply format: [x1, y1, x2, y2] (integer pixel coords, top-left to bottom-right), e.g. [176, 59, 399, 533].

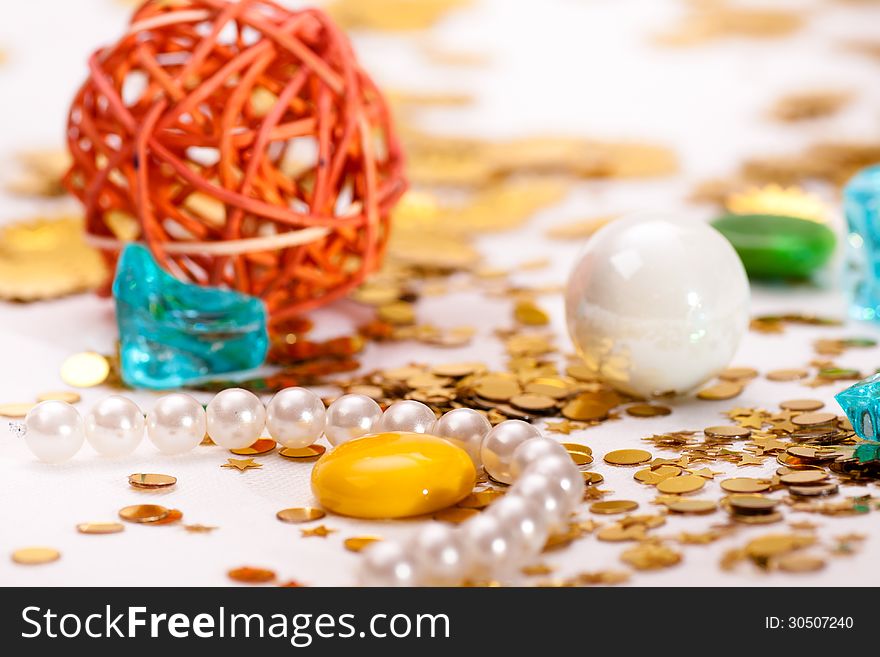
[300, 524, 336, 538]
[771, 90, 851, 123]
[77, 522, 124, 535]
[604, 449, 652, 466]
[128, 473, 177, 489]
[344, 536, 383, 553]
[696, 381, 743, 401]
[657, 475, 705, 495]
[118, 504, 169, 524]
[625, 403, 672, 418]
[621, 542, 682, 570]
[0, 402, 34, 418]
[778, 553, 826, 573]
[720, 478, 771, 493]
[279, 445, 326, 460]
[227, 566, 276, 584]
[433, 507, 480, 523]
[590, 500, 639, 515]
[791, 412, 836, 427]
[704, 425, 751, 439]
[719, 367, 759, 381]
[780, 471, 828, 485]
[780, 399, 824, 412]
[12, 547, 60, 565]
[183, 524, 218, 533]
[668, 499, 717, 514]
[766, 369, 809, 382]
[230, 438, 277, 456]
[36, 391, 81, 404]
[221, 458, 263, 472]
[276, 508, 326, 524]
[60, 352, 110, 388]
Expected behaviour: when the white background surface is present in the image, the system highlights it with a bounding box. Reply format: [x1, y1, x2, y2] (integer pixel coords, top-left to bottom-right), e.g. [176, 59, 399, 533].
[2, 0, 880, 586]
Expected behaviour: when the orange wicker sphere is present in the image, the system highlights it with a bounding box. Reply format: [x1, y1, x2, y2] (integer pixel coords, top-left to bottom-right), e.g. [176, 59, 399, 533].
[65, 0, 406, 322]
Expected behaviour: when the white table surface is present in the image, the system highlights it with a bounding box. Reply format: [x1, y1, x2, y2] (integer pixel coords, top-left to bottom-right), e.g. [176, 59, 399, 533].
[2, 0, 880, 586]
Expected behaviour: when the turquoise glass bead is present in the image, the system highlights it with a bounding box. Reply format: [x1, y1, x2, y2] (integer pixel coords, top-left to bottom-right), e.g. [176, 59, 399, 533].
[112, 244, 268, 389]
[844, 164, 880, 322]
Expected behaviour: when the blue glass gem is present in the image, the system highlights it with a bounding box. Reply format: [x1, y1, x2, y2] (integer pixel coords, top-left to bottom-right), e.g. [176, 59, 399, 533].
[112, 244, 269, 389]
[844, 164, 880, 322]
[835, 373, 880, 454]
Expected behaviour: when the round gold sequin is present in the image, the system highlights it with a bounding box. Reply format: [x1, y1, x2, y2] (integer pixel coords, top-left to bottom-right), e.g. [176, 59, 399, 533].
[60, 351, 110, 388]
[279, 445, 326, 460]
[0, 402, 34, 418]
[704, 425, 751, 439]
[474, 377, 520, 401]
[431, 362, 484, 378]
[720, 478, 770, 493]
[727, 494, 778, 512]
[780, 399, 824, 412]
[656, 474, 705, 494]
[562, 443, 592, 456]
[118, 504, 169, 523]
[77, 522, 124, 535]
[344, 536, 383, 552]
[275, 508, 325, 524]
[583, 471, 604, 485]
[523, 378, 571, 399]
[696, 381, 743, 400]
[12, 547, 60, 565]
[766, 369, 808, 382]
[634, 465, 681, 485]
[590, 500, 639, 515]
[625, 404, 672, 418]
[151, 509, 183, 525]
[786, 445, 843, 461]
[228, 567, 276, 584]
[36, 391, 81, 404]
[604, 449, 652, 466]
[780, 470, 828, 485]
[668, 499, 717, 514]
[791, 412, 836, 427]
[778, 553, 825, 573]
[128, 473, 177, 489]
[568, 451, 593, 466]
[733, 511, 783, 525]
[719, 367, 758, 381]
[561, 397, 609, 421]
[433, 507, 479, 523]
[231, 438, 277, 456]
[510, 393, 557, 412]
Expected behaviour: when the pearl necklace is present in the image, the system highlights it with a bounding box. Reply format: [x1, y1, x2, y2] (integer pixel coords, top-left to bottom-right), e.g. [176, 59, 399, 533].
[14, 389, 584, 586]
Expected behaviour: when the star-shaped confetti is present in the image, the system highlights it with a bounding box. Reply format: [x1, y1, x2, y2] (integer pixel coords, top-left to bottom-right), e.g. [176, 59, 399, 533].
[301, 524, 336, 538]
[688, 467, 722, 479]
[737, 454, 765, 467]
[737, 413, 766, 430]
[545, 419, 576, 435]
[221, 458, 263, 472]
[750, 436, 788, 452]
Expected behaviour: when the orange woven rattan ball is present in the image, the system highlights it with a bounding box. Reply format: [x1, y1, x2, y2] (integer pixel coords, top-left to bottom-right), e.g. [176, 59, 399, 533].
[65, 0, 406, 322]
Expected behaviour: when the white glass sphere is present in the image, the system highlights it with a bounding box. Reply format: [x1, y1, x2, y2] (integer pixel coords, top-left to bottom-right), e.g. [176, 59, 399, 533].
[378, 400, 436, 434]
[526, 454, 585, 514]
[489, 493, 549, 556]
[325, 394, 382, 446]
[480, 420, 541, 484]
[146, 393, 207, 455]
[206, 388, 266, 449]
[266, 387, 325, 449]
[412, 524, 470, 585]
[510, 437, 568, 480]
[358, 540, 421, 587]
[432, 408, 491, 466]
[513, 471, 569, 530]
[461, 513, 523, 577]
[84, 395, 144, 457]
[565, 212, 749, 397]
[24, 400, 85, 463]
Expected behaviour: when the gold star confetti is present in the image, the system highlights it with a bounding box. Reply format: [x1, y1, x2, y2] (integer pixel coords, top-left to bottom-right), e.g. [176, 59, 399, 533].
[221, 458, 263, 472]
[301, 525, 337, 538]
[737, 454, 765, 467]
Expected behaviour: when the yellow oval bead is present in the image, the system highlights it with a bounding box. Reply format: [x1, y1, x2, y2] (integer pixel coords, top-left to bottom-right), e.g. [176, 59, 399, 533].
[311, 432, 477, 519]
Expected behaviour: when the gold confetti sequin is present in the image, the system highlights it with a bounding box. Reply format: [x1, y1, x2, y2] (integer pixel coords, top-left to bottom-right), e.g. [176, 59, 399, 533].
[12, 547, 60, 565]
[77, 522, 124, 535]
[230, 438, 277, 456]
[276, 508, 326, 524]
[60, 352, 110, 388]
[128, 473, 177, 489]
[118, 504, 169, 524]
[344, 536, 383, 553]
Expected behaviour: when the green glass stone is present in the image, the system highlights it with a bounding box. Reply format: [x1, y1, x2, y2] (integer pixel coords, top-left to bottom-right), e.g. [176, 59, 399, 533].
[711, 213, 836, 279]
[112, 244, 269, 389]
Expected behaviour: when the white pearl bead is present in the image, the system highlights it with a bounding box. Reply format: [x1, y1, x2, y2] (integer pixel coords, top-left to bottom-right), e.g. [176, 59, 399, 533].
[84, 395, 144, 457]
[565, 212, 750, 397]
[461, 513, 522, 577]
[24, 401, 85, 463]
[489, 493, 549, 556]
[513, 471, 569, 530]
[480, 420, 541, 484]
[432, 408, 491, 466]
[266, 387, 325, 449]
[526, 454, 585, 514]
[146, 393, 206, 455]
[358, 540, 420, 587]
[412, 524, 470, 585]
[206, 388, 266, 449]
[325, 394, 382, 446]
[510, 437, 568, 480]
[378, 400, 436, 434]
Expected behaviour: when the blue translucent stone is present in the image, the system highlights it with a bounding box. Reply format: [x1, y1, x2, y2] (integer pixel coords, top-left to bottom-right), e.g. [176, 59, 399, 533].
[112, 244, 269, 389]
[835, 373, 880, 442]
[844, 164, 880, 322]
